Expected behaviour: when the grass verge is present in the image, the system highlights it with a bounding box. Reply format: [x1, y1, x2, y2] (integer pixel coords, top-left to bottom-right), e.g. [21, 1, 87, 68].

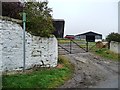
[2, 55, 74, 88]
[77, 41, 119, 61]
[91, 47, 119, 61]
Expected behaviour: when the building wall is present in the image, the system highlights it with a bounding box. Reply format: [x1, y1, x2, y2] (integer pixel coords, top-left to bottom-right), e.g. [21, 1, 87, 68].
[75, 36, 80, 40]
[110, 41, 120, 54]
[80, 35, 86, 40]
[0, 18, 58, 72]
[95, 35, 102, 39]
[76, 35, 102, 42]
[52, 20, 65, 38]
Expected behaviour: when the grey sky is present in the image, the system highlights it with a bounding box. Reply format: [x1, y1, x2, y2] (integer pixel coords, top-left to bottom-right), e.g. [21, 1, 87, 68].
[48, 0, 119, 39]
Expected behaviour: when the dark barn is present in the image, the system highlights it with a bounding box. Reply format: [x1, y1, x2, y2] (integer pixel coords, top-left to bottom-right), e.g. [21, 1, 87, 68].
[52, 19, 65, 38]
[75, 31, 102, 42]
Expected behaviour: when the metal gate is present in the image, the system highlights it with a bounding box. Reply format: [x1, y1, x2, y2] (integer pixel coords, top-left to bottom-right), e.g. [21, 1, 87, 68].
[58, 39, 96, 55]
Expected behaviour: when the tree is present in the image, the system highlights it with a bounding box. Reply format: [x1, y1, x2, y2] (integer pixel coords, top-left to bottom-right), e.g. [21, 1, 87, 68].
[106, 32, 120, 49]
[2, 2, 23, 19]
[106, 32, 120, 42]
[24, 1, 54, 37]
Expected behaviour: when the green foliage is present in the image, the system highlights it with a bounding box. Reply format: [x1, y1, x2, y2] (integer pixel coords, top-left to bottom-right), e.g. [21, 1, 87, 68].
[106, 32, 120, 42]
[24, 1, 54, 37]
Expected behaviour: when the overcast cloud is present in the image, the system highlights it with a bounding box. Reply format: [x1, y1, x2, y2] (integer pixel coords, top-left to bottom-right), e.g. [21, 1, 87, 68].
[3, 0, 119, 38]
[48, 0, 119, 39]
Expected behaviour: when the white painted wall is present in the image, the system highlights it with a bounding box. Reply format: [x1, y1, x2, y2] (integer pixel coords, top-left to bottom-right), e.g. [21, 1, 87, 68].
[0, 19, 58, 72]
[110, 41, 120, 54]
[95, 39, 102, 42]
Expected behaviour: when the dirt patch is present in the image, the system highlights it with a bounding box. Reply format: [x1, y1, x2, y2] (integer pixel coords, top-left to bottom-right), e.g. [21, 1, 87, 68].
[56, 64, 64, 69]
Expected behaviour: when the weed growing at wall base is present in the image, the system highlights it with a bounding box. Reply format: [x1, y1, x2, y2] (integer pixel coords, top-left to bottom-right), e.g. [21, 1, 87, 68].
[2, 56, 74, 88]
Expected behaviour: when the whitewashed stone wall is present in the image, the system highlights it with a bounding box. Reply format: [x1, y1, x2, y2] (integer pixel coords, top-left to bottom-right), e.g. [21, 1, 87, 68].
[0, 19, 58, 72]
[110, 41, 120, 54]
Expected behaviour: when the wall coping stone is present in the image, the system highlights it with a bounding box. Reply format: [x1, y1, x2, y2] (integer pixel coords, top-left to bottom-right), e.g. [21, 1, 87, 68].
[111, 41, 120, 44]
[0, 16, 22, 23]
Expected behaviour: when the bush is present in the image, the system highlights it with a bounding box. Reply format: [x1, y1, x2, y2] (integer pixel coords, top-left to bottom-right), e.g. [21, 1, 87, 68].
[106, 32, 120, 42]
[24, 1, 54, 37]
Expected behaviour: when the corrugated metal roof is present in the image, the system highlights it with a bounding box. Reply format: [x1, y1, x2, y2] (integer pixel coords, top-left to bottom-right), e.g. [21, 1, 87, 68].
[76, 31, 102, 36]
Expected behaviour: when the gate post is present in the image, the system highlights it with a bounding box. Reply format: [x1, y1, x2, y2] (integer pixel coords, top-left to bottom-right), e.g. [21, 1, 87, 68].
[23, 12, 26, 72]
[70, 39, 72, 54]
[86, 41, 88, 52]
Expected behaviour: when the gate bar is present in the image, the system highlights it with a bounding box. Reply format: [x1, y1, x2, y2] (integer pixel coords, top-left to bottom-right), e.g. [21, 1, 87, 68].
[58, 44, 71, 54]
[70, 39, 87, 52]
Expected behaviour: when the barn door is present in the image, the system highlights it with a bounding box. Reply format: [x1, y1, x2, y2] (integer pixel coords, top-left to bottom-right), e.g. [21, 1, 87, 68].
[86, 35, 95, 42]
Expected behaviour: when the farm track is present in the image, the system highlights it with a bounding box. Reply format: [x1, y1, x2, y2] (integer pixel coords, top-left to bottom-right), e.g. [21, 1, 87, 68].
[58, 42, 119, 88]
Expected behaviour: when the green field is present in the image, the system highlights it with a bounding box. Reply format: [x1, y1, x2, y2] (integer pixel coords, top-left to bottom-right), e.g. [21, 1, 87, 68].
[57, 38, 85, 44]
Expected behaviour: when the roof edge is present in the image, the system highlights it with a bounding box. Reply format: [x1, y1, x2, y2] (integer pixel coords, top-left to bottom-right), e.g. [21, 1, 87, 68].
[76, 31, 102, 36]
[52, 19, 65, 21]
